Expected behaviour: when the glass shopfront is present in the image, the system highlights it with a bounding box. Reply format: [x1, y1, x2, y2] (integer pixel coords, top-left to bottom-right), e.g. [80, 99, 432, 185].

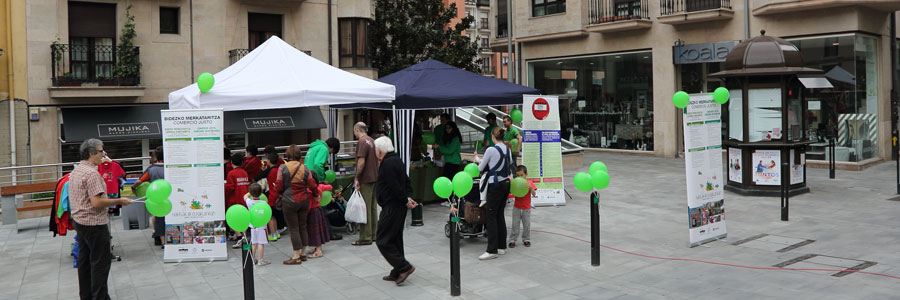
[528, 51, 654, 150]
[789, 34, 878, 162]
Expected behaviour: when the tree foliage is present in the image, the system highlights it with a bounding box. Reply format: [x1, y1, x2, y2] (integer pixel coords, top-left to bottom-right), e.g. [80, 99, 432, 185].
[370, 0, 481, 76]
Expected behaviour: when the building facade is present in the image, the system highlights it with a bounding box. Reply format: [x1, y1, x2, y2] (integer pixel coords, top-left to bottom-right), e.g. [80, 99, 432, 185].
[0, 0, 29, 184]
[21, 0, 375, 175]
[492, 0, 900, 169]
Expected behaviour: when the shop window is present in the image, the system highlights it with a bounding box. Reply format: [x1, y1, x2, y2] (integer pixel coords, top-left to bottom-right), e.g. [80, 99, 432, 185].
[747, 88, 782, 142]
[728, 89, 742, 141]
[528, 52, 653, 150]
[159, 7, 179, 34]
[533, 0, 566, 17]
[339, 18, 370, 68]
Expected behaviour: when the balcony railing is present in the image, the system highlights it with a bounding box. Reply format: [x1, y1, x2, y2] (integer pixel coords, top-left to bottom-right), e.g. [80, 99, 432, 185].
[660, 0, 731, 15]
[50, 44, 141, 86]
[230, 48, 310, 65]
[589, 0, 650, 24]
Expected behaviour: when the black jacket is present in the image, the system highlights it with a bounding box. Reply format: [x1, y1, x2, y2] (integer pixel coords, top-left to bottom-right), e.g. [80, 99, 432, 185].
[376, 152, 412, 208]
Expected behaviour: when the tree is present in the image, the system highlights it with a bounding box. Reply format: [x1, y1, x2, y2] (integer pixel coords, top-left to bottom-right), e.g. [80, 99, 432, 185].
[370, 0, 481, 76]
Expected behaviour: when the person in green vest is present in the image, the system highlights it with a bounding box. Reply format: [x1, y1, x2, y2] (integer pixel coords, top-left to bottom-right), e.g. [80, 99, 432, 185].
[502, 115, 523, 158]
[304, 137, 341, 182]
[482, 113, 499, 150]
[438, 121, 463, 179]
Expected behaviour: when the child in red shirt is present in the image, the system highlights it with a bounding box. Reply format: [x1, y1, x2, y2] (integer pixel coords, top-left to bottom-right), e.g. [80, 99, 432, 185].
[225, 153, 250, 244]
[508, 165, 536, 248]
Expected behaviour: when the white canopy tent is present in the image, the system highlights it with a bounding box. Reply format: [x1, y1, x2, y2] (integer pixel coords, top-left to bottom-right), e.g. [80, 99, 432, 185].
[168, 36, 395, 111]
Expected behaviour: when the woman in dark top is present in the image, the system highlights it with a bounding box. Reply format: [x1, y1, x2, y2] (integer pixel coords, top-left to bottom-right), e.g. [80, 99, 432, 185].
[374, 136, 418, 285]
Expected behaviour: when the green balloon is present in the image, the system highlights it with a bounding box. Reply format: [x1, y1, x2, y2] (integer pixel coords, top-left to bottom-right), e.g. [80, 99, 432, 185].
[464, 163, 480, 178]
[589, 161, 608, 174]
[422, 132, 436, 145]
[673, 91, 690, 109]
[325, 170, 336, 183]
[147, 199, 172, 217]
[510, 109, 523, 123]
[573, 172, 593, 192]
[320, 191, 333, 206]
[134, 182, 149, 198]
[591, 170, 610, 190]
[249, 201, 272, 228]
[198, 72, 215, 93]
[452, 171, 474, 197]
[510, 177, 529, 197]
[146, 179, 172, 203]
[510, 138, 519, 153]
[226, 205, 250, 232]
[713, 87, 730, 104]
[433, 176, 453, 199]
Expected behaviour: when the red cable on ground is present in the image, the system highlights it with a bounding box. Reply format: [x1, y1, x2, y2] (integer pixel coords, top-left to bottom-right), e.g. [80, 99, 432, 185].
[531, 229, 900, 280]
[424, 207, 900, 280]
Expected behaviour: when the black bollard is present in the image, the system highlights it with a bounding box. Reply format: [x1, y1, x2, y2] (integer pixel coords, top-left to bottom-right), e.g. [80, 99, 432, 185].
[590, 191, 600, 267]
[411, 204, 424, 226]
[449, 198, 461, 296]
[781, 158, 789, 222]
[242, 236, 255, 300]
[829, 138, 836, 179]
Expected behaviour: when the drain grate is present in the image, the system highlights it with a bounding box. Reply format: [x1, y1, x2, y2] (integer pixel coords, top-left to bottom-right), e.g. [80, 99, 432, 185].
[732, 234, 815, 252]
[774, 254, 876, 277]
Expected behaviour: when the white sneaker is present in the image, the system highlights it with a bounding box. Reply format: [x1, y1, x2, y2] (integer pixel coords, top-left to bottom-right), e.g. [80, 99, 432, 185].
[256, 260, 271, 266]
[497, 249, 506, 255]
[478, 252, 498, 260]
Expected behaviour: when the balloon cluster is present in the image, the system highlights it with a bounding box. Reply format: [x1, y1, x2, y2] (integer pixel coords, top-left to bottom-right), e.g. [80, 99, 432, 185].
[672, 87, 729, 109]
[226, 201, 273, 233]
[433, 163, 482, 199]
[146, 180, 173, 217]
[573, 161, 610, 192]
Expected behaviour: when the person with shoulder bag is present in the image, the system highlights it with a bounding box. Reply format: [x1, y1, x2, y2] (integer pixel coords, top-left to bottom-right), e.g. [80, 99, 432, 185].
[275, 145, 319, 265]
[472, 127, 514, 260]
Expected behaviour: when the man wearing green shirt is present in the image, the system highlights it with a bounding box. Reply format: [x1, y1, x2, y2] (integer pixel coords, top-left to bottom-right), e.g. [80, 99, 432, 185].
[502, 115, 523, 157]
[482, 113, 499, 150]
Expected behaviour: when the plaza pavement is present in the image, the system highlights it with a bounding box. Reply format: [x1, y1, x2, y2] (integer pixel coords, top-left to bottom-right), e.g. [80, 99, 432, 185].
[2, 152, 900, 300]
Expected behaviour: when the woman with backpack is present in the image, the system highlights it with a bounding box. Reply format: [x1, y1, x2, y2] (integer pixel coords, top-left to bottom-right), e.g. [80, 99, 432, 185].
[472, 127, 514, 260]
[274, 145, 319, 265]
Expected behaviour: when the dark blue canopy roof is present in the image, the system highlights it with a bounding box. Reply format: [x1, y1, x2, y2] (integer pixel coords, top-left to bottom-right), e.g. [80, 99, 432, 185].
[333, 59, 539, 110]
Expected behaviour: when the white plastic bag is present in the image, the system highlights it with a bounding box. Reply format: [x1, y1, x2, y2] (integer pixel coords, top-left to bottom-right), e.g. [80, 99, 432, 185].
[345, 190, 368, 224]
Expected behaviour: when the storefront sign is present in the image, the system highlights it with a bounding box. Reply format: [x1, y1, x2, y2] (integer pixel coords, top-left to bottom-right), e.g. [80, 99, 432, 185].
[674, 41, 737, 64]
[97, 122, 160, 138]
[523, 95, 565, 206]
[683, 93, 727, 246]
[161, 109, 227, 262]
[244, 116, 295, 130]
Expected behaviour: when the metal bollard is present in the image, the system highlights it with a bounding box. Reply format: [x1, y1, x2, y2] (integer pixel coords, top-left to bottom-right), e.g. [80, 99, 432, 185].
[591, 191, 600, 266]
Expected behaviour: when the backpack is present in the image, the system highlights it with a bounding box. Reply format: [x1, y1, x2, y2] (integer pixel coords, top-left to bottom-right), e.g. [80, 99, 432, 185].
[487, 144, 514, 183]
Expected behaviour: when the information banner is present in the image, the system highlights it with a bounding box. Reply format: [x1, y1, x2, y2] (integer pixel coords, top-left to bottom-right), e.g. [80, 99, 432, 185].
[522, 95, 565, 206]
[161, 109, 227, 262]
[683, 94, 727, 246]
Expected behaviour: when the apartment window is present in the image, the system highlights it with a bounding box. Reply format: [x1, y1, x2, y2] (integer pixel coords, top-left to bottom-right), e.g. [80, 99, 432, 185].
[339, 18, 370, 68]
[67, 1, 116, 81]
[481, 37, 489, 48]
[533, 0, 566, 17]
[249, 13, 283, 50]
[159, 7, 180, 34]
[482, 57, 491, 69]
[497, 0, 508, 38]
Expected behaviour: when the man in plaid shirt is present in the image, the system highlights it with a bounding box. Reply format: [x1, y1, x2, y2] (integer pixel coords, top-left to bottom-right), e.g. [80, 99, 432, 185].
[69, 138, 132, 300]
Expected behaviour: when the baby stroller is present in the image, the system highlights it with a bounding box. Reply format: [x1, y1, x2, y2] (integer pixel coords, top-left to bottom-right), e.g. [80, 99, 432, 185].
[444, 179, 486, 239]
[325, 181, 359, 234]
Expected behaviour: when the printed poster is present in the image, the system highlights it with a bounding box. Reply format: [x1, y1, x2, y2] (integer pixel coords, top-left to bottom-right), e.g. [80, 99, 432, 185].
[728, 148, 742, 183]
[752, 150, 780, 186]
[522, 95, 566, 206]
[682, 94, 727, 246]
[161, 109, 227, 262]
[790, 150, 804, 185]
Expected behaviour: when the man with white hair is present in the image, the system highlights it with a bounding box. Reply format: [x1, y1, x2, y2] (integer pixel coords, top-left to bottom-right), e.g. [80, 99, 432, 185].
[373, 136, 417, 285]
[352, 122, 379, 246]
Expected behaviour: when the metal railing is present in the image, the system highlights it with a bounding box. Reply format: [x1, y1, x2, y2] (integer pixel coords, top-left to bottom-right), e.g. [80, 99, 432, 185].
[229, 48, 311, 65]
[50, 44, 141, 86]
[660, 0, 731, 15]
[455, 107, 584, 154]
[589, 0, 650, 24]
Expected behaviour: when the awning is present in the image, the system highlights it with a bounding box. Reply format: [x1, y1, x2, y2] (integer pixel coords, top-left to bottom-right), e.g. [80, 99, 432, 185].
[223, 106, 326, 134]
[61, 104, 167, 142]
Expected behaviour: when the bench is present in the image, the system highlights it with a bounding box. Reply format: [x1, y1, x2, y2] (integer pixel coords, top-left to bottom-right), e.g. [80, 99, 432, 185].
[1, 181, 59, 230]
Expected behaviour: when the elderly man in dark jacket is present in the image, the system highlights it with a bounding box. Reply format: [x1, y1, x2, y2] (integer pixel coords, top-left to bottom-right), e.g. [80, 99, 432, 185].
[374, 136, 418, 286]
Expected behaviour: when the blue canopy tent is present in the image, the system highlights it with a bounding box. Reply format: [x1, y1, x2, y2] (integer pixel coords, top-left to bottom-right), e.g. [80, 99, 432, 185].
[330, 59, 539, 174]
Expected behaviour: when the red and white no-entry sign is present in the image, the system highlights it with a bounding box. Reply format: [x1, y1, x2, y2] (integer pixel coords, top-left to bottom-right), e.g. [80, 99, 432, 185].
[532, 98, 550, 120]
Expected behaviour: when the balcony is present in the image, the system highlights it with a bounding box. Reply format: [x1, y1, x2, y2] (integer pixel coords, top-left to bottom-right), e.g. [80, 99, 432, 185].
[753, 0, 900, 16]
[229, 48, 310, 65]
[659, 0, 733, 25]
[586, 0, 652, 33]
[49, 44, 144, 98]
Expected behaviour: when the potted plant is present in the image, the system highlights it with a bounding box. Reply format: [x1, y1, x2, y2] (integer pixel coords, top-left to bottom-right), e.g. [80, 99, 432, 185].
[57, 72, 81, 87]
[114, 5, 141, 86]
[96, 75, 118, 86]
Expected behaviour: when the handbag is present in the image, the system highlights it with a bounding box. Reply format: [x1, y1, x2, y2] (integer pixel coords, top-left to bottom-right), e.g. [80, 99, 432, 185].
[344, 190, 368, 224]
[464, 201, 485, 224]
